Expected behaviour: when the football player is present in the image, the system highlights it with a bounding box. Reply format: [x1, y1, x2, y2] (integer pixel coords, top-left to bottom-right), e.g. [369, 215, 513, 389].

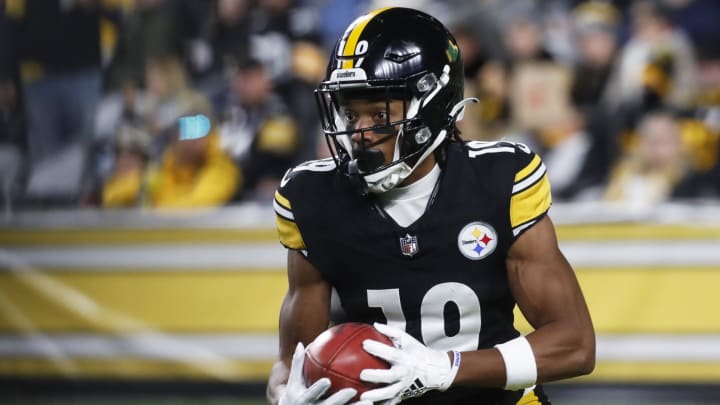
[267, 7, 595, 405]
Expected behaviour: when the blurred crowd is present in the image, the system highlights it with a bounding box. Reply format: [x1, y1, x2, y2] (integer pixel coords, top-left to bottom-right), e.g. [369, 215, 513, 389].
[0, 0, 719, 212]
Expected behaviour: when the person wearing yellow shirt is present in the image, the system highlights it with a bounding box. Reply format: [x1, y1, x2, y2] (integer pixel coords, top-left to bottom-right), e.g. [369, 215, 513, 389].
[103, 114, 241, 209]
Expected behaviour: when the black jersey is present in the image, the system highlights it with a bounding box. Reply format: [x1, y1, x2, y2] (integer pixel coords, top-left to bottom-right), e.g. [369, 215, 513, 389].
[274, 141, 552, 405]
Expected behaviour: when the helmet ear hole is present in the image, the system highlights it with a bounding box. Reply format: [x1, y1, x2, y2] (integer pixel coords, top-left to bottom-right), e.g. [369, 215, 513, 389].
[414, 127, 432, 144]
[416, 73, 437, 94]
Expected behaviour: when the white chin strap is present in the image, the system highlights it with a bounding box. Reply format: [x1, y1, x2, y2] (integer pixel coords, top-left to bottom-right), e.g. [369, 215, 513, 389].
[363, 128, 447, 193]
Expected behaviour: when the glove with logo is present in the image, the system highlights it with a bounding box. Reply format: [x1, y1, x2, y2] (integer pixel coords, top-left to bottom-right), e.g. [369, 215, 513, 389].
[279, 342, 371, 405]
[359, 323, 461, 404]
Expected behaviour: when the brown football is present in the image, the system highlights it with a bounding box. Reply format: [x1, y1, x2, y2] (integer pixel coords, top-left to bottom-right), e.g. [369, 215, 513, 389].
[303, 323, 393, 401]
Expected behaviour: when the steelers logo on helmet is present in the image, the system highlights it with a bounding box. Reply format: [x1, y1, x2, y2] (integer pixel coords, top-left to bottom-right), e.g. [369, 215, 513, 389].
[457, 222, 497, 260]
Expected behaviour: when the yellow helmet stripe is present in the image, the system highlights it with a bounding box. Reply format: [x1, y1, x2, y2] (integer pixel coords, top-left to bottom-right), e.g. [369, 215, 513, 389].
[340, 7, 392, 69]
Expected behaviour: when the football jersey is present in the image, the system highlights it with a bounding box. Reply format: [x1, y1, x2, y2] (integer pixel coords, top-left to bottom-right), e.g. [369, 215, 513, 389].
[274, 140, 552, 404]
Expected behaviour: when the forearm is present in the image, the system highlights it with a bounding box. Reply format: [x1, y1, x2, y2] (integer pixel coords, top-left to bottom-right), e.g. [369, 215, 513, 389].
[268, 251, 332, 403]
[527, 320, 596, 382]
[452, 323, 594, 389]
[452, 347, 507, 387]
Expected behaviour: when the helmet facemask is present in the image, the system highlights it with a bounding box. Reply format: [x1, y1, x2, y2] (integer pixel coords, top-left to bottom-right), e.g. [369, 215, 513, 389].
[315, 65, 454, 194]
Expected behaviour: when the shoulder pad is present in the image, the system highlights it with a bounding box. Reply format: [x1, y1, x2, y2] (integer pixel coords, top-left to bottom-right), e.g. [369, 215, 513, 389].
[462, 140, 534, 158]
[509, 143, 551, 238]
[279, 158, 337, 190]
[274, 158, 336, 251]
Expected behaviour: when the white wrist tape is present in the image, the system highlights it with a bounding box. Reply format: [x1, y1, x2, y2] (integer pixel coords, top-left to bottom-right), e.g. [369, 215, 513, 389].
[494, 336, 537, 390]
[439, 350, 462, 391]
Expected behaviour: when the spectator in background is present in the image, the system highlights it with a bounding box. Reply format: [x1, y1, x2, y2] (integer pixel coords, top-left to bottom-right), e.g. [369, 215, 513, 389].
[503, 11, 554, 65]
[564, 1, 623, 200]
[461, 59, 512, 141]
[188, 0, 253, 97]
[103, 113, 240, 208]
[286, 39, 327, 161]
[663, 0, 720, 66]
[571, 1, 620, 108]
[100, 123, 151, 207]
[604, 0, 698, 114]
[0, 9, 26, 161]
[451, 20, 512, 141]
[249, 0, 311, 91]
[535, 107, 615, 200]
[603, 111, 689, 207]
[139, 56, 214, 144]
[670, 114, 720, 199]
[90, 55, 216, 206]
[0, 0, 121, 204]
[0, 77, 25, 212]
[103, 0, 183, 92]
[218, 58, 300, 202]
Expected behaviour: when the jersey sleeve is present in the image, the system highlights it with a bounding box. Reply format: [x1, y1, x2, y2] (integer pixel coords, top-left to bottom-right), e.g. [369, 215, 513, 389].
[509, 147, 552, 238]
[273, 185, 307, 251]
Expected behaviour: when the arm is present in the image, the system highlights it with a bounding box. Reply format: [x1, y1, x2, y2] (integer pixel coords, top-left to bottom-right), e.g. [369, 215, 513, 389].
[454, 215, 595, 385]
[266, 250, 332, 404]
[507, 214, 596, 380]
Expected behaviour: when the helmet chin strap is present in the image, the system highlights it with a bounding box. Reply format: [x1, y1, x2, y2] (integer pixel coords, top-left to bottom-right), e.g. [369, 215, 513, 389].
[363, 127, 447, 193]
[361, 97, 479, 194]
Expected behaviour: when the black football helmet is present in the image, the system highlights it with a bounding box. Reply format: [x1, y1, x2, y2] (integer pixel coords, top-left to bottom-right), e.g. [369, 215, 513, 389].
[315, 7, 476, 193]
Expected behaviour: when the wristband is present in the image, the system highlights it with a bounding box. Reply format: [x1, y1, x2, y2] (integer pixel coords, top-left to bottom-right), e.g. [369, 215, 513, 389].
[439, 350, 462, 391]
[494, 336, 537, 390]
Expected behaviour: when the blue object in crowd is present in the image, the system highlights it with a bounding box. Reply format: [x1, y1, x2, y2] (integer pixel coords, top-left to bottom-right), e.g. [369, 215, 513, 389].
[179, 114, 211, 140]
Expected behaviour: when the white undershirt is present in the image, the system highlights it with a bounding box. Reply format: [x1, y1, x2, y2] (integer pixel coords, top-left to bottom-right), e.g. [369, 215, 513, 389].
[376, 164, 441, 227]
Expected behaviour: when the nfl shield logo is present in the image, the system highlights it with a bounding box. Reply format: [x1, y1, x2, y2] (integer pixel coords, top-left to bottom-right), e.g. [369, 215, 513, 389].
[399, 234, 419, 257]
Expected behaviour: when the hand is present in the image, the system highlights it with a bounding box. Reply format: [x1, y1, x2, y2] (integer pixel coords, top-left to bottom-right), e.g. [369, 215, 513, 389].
[279, 342, 370, 405]
[359, 323, 461, 404]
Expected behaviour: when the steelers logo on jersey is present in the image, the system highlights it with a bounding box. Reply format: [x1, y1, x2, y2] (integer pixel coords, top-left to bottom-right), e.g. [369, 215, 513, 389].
[457, 222, 497, 260]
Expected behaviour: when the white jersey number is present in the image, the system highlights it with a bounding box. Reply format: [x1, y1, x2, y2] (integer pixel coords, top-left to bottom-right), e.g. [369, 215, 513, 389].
[280, 158, 336, 187]
[367, 282, 481, 351]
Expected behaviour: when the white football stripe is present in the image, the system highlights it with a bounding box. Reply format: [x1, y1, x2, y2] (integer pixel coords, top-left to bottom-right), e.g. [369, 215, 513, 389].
[273, 199, 294, 221]
[512, 219, 537, 237]
[467, 146, 515, 158]
[512, 163, 547, 194]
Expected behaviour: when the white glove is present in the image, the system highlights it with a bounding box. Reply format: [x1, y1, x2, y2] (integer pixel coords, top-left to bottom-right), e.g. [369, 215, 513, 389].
[359, 323, 461, 404]
[279, 342, 371, 405]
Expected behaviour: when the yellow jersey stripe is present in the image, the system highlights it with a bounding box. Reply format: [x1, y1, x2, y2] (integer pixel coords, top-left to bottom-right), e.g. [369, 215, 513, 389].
[514, 154, 542, 183]
[510, 173, 551, 229]
[341, 7, 392, 69]
[274, 190, 291, 210]
[516, 389, 542, 405]
[276, 215, 305, 250]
